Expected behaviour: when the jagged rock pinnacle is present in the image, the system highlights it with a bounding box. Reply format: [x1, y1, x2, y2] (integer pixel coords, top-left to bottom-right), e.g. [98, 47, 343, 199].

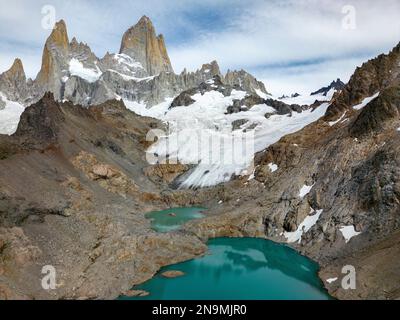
[36, 19, 70, 86]
[200, 60, 221, 76]
[138, 15, 152, 25]
[0, 58, 27, 101]
[48, 20, 69, 51]
[311, 78, 345, 96]
[119, 16, 174, 76]
[2, 58, 26, 81]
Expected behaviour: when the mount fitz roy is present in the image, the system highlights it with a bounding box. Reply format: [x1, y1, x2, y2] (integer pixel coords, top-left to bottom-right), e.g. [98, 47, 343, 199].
[0, 16, 267, 108]
[0, 15, 400, 301]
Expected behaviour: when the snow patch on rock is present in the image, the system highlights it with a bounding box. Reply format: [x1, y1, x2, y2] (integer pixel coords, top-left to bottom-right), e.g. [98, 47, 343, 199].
[329, 112, 346, 126]
[299, 184, 315, 198]
[268, 163, 278, 173]
[353, 92, 380, 110]
[340, 225, 361, 243]
[69, 58, 102, 83]
[284, 208, 323, 243]
[113, 53, 144, 70]
[326, 277, 338, 284]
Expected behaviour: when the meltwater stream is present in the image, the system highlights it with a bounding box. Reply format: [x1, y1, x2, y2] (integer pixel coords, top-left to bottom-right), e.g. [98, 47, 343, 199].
[120, 208, 331, 300]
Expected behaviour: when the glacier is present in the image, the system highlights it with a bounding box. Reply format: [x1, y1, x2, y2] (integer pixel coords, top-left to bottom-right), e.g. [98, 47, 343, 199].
[125, 90, 330, 188]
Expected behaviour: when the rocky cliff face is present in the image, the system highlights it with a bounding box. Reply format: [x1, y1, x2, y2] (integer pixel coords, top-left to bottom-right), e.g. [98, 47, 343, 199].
[325, 42, 400, 120]
[224, 69, 268, 96]
[119, 15, 174, 76]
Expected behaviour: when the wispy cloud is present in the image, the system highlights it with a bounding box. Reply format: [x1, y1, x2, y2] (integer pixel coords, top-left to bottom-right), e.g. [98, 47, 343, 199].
[0, 0, 399, 94]
[168, 0, 400, 94]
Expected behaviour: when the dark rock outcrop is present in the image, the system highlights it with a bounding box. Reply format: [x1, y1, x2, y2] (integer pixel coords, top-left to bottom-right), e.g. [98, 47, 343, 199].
[227, 95, 265, 114]
[264, 98, 307, 116]
[15, 92, 64, 144]
[170, 90, 196, 108]
[232, 119, 249, 131]
[311, 79, 345, 96]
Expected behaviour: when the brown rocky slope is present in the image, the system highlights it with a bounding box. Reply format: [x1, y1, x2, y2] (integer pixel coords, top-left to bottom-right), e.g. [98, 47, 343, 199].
[0, 93, 215, 299]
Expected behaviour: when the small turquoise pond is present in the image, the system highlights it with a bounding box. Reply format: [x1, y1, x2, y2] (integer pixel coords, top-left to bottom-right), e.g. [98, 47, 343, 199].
[120, 236, 332, 300]
[146, 207, 205, 233]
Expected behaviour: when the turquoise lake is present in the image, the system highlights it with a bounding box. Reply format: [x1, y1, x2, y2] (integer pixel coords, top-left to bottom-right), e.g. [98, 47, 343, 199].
[120, 208, 332, 300]
[146, 207, 205, 233]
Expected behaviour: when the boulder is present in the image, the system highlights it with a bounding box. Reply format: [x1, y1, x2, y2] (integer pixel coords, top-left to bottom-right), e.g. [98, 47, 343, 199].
[227, 95, 265, 114]
[122, 290, 150, 297]
[232, 119, 249, 131]
[92, 164, 117, 179]
[161, 270, 185, 278]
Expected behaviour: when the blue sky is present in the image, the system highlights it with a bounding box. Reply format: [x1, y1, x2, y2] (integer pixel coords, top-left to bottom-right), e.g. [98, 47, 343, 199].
[0, 0, 399, 95]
